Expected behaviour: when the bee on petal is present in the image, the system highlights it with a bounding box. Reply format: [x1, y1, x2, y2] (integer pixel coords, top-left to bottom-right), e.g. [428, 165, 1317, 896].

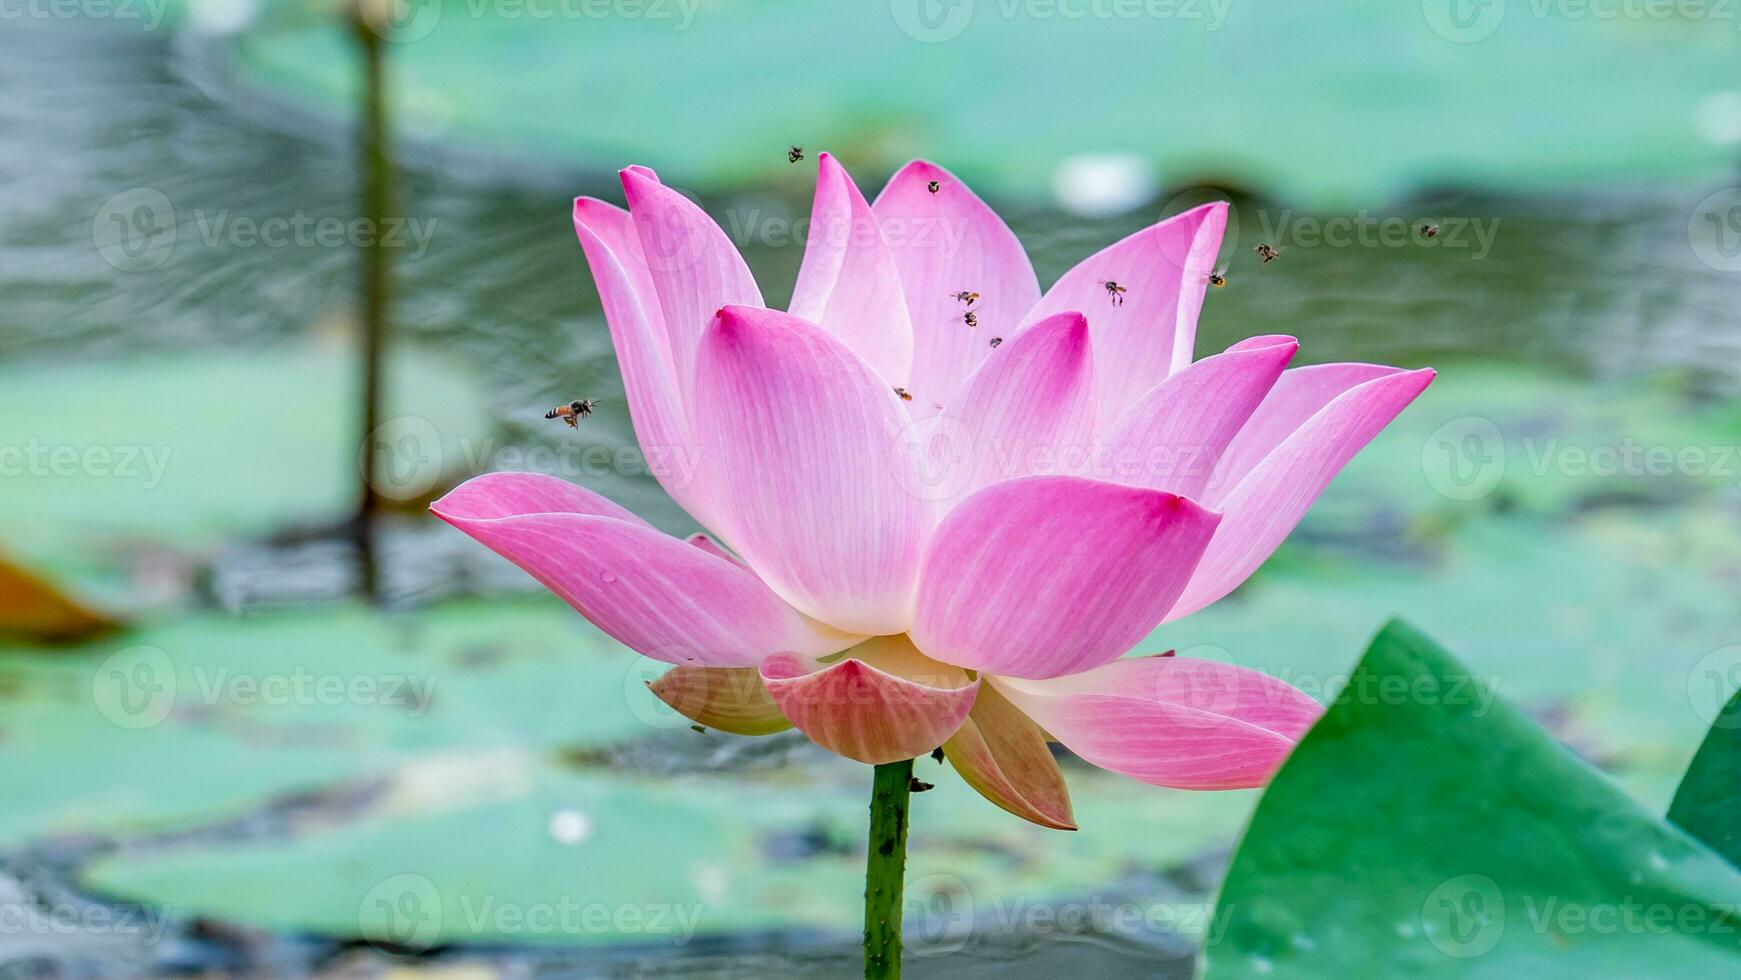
[544, 398, 599, 429]
[1205, 264, 1228, 288]
[963, 310, 978, 328]
[988, 336, 1003, 348]
[1097, 280, 1127, 306]
[926, 180, 940, 194]
[787, 145, 804, 164]
[893, 387, 913, 402]
[949, 290, 980, 306]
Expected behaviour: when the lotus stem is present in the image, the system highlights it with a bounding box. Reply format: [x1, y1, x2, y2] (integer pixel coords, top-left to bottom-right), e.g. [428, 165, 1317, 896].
[864, 757, 913, 978]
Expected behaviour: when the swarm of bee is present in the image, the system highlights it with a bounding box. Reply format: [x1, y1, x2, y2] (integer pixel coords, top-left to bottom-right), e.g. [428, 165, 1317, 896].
[787, 145, 804, 164]
[962, 310, 978, 328]
[1419, 223, 1440, 239]
[893, 387, 913, 402]
[1254, 243, 1282, 265]
[1206, 265, 1228, 288]
[544, 398, 599, 428]
[988, 336, 1003, 349]
[949, 290, 980, 306]
[926, 180, 940, 194]
[1097, 280, 1127, 306]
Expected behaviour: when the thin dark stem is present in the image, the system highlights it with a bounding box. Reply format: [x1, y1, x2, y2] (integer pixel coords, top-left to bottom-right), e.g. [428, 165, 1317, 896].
[350, 8, 390, 604]
[864, 758, 914, 979]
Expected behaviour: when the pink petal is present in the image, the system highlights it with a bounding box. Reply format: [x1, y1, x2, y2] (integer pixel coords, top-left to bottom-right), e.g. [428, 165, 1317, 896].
[431, 473, 855, 667]
[1206, 362, 1406, 500]
[1098, 336, 1297, 499]
[1171, 367, 1436, 619]
[1019, 203, 1227, 427]
[760, 637, 978, 765]
[619, 167, 762, 403]
[691, 307, 933, 635]
[649, 665, 792, 736]
[993, 656, 1323, 790]
[943, 682, 1076, 830]
[910, 476, 1221, 679]
[871, 160, 1041, 413]
[685, 532, 742, 565]
[925, 311, 1097, 504]
[573, 198, 708, 519]
[789, 153, 914, 384]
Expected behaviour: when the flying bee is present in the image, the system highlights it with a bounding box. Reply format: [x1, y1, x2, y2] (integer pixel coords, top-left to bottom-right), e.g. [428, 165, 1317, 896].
[1254, 242, 1282, 264]
[893, 386, 913, 402]
[962, 310, 978, 328]
[949, 290, 980, 306]
[1419, 223, 1440, 239]
[1097, 279, 1127, 306]
[908, 776, 935, 793]
[787, 145, 804, 164]
[926, 180, 940, 194]
[544, 398, 599, 429]
[988, 336, 1003, 348]
[1205, 264, 1228, 288]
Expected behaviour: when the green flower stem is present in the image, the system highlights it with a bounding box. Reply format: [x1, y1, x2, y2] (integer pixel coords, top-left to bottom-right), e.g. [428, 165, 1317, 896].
[864, 757, 914, 978]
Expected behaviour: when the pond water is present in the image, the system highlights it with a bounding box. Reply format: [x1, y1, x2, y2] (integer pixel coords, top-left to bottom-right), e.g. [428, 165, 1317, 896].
[7, 15, 1741, 979]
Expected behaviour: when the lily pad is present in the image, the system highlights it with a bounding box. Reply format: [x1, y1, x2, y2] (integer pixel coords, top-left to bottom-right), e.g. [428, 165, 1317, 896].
[1669, 689, 1741, 871]
[1203, 621, 1741, 977]
[208, 0, 1741, 205]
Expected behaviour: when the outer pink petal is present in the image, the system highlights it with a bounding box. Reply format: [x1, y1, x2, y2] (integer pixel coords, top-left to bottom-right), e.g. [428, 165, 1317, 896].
[573, 198, 708, 519]
[1170, 367, 1436, 619]
[789, 153, 914, 385]
[1019, 203, 1227, 427]
[760, 639, 978, 765]
[910, 476, 1221, 679]
[871, 160, 1041, 414]
[993, 656, 1322, 790]
[620, 167, 763, 404]
[1097, 336, 1297, 499]
[431, 473, 856, 666]
[925, 311, 1097, 505]
[691, 306, 933, 635]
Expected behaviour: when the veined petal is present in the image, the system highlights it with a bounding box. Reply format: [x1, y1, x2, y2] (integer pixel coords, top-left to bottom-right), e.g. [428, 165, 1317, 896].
[910, 476, 1221, 679]
[1019, 203, 1227, 427]
[789, 153, 914, 384]
[692, 306, 933, 636]
[926, 311, 1097, 505]
[993, 656, 1322, 790]
[620, 167, 762, 403]
[760, 636, 978, 765]
[431, 473, 856, 666]
[573, 198, 708, 519]
[649, 665, 791, 736]
[943, 682, 1076, 830]
[871, 160, 1041, 414]
[1171, 367, 1436, 620]
[1098, 336, 1297, 499]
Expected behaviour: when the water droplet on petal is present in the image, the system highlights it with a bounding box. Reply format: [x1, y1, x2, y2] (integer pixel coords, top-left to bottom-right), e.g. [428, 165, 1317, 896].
[600, 571, 618, 584]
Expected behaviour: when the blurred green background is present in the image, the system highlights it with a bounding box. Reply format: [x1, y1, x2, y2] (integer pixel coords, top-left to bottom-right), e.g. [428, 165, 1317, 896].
[5, 1, 1741, 975]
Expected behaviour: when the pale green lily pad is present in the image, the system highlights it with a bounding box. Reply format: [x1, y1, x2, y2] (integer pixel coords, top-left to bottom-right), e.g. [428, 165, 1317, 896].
[211, 1, 1741, 206]
[1204, 621, 1741, 978]
[0, 344, 492, 568]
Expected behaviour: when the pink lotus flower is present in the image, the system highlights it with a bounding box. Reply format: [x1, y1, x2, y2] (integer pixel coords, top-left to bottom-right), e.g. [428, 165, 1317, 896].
[432, 155, 1433, 830]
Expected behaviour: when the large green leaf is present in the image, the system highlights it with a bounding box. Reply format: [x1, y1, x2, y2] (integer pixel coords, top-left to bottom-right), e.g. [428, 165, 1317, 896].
[1669, 690, 1741, 871]
[1204, 621, 1741, 978]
